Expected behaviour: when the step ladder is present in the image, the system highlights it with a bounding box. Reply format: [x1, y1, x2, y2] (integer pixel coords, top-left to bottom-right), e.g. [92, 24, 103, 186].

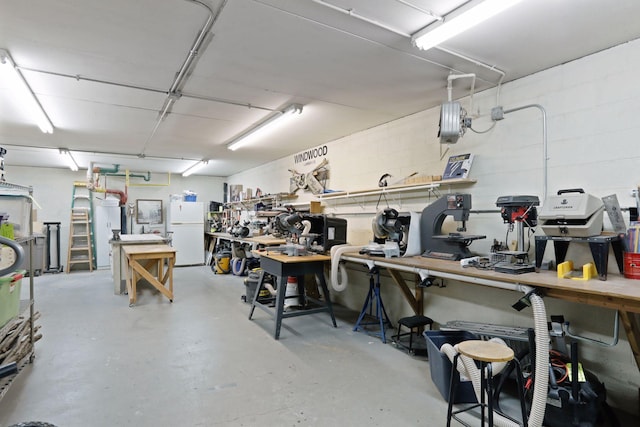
[66, 182, 96, 272]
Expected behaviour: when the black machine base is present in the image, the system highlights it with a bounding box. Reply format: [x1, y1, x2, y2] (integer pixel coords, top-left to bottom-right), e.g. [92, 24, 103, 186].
[494, 262, 536, 274]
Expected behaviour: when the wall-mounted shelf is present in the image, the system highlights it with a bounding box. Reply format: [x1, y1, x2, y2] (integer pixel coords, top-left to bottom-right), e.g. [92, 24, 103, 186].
[315, 178, 476, 209]
[226, 193, 297, 210]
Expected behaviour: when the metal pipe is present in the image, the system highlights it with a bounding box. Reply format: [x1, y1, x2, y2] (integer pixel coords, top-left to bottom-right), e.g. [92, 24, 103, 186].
[502, 104, 549, 202]
[310, 0, 505, 87]
[93, 164, 120, 175]
[310, 0, 412, 38]
[105, 172, 151, 181]
[564, 310, 620, 347]
[141, 0, 228, 155]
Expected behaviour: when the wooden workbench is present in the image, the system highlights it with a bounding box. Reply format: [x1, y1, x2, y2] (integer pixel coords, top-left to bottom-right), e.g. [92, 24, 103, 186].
[341, 252, 640, 368]
[123, 244, 176, 307]
[110, 234, 169, 295]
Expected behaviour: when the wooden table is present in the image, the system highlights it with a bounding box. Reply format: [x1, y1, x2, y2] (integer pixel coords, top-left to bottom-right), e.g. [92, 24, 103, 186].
[110, 234, 169, 295]
[122, 244, 176, 307]
[248, 251, 337, 339]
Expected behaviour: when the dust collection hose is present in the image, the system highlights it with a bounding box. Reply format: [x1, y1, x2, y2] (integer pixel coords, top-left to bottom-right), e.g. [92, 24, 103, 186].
[0, 236, 25, 277]
[231, 257, 246, 276]
[329, 244, 366, 292]
[443, 289, 549, 427]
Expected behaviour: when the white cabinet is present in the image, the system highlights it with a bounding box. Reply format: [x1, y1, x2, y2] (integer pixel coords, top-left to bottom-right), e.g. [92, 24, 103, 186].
[94, 204, 121, 268]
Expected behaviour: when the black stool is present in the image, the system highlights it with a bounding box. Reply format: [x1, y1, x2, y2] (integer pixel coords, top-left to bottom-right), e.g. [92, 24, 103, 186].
[446, 340, 527, 426]
[394, 315, 433, 354]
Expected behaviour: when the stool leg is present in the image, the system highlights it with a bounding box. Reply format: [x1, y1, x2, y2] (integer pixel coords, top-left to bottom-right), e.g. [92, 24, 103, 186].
[486, 362, 494, 427]
[446, 353, 460, 427]
[408, 327, 414, 351]
[480, 361, 486, 426]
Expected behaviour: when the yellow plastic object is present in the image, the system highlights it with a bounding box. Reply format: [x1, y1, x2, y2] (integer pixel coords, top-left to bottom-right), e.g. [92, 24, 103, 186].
[557, 261, 597, 281]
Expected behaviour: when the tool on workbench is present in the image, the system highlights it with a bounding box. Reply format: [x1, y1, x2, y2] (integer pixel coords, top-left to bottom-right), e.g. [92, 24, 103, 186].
[419, 194, 485, 260]
[539, 189, 604, 237]
[493, 195, 539, 274]
[360, 209, 421, 258]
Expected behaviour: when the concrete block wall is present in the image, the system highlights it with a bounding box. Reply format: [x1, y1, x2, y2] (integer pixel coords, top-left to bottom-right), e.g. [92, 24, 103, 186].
[229, 39, 640, 414]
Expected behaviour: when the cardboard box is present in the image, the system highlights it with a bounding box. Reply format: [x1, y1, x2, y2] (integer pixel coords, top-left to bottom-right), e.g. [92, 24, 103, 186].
[310, 201, 323, 214]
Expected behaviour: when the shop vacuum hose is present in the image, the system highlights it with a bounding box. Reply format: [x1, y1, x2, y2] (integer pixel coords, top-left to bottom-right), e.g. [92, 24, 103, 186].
[443, 290, 549, 427]
[0, 236, 24, 276]
[329, 244, 366, 292]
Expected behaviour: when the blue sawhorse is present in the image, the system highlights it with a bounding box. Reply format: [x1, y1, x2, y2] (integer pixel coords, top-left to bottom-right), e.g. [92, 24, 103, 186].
[353, 266, 392, 343]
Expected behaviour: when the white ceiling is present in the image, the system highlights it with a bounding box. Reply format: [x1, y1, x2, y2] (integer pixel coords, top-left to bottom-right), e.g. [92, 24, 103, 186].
[1, 0, 640, 177]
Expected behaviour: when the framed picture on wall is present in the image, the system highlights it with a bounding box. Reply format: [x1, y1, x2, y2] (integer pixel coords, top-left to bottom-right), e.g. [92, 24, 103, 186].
[136, 199, 163, 224]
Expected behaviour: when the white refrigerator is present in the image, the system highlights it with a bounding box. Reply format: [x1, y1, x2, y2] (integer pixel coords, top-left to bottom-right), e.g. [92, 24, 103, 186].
[167, 201, 204, 266]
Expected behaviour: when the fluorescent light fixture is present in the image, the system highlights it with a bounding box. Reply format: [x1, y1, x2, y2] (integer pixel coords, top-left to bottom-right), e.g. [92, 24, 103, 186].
[182, 160, 208, 177]
[227, 104, 303, 151]
[412, 0, 523, 51]
[59, 149, 79, 171]
[0, 48, 54, 133]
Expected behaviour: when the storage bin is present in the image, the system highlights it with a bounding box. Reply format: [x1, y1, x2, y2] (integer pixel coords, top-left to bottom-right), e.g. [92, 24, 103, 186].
[424, 330, 479, 403]
[184, 194, 197, 202]
[17, 234, 45, 276]
[0, 270, 24, 328]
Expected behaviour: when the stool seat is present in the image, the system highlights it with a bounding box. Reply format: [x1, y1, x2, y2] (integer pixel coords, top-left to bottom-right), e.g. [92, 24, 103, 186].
[395, 315, 434, 355]
[456, 340, 514, 363]
[398, 315, 433, 329]
[447, 339, 527, 426]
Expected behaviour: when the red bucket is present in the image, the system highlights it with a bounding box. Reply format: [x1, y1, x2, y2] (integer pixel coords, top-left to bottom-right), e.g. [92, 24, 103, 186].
[624, 252, 640, 280]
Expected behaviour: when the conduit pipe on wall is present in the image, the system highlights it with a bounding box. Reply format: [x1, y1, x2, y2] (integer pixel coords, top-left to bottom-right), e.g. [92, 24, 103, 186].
[447, 73, 476, 115]
[337, 253, 549, 426]
[499, 104, 549, 203]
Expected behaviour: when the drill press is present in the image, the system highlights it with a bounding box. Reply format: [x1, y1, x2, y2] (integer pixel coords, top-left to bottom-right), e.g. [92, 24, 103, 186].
[494, 195, 539, 274]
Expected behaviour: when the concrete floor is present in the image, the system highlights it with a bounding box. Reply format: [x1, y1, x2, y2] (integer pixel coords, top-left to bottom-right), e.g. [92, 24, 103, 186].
[0, 266, 450, 427]
[1, 267, 634, 426]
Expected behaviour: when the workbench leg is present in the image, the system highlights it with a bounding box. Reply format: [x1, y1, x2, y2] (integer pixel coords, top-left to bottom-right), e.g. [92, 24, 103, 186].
[611, 239, 625, 274]
[535, 239, 548, 271]
[553, 241, 570, 269]
[168, 258, 174, 302]
[620, 311, 640, 370]
[274, 275, 286, 340]
[248, 270, 266, 320]
[317, 271, 337, 327]
[588, 241, 610, 280]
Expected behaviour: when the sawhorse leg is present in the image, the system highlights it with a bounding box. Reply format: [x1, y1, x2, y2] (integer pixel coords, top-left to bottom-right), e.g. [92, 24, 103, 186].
[353, 267, 391, 343]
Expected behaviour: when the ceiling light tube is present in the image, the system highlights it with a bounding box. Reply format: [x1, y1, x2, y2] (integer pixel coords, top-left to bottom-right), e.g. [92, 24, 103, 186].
[412, 0, 523, 51]
[0, 48, 54, 134]
[182, 160, 208, 177]
[227, 104, 303, 151]
[59, 149, 79, 171]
